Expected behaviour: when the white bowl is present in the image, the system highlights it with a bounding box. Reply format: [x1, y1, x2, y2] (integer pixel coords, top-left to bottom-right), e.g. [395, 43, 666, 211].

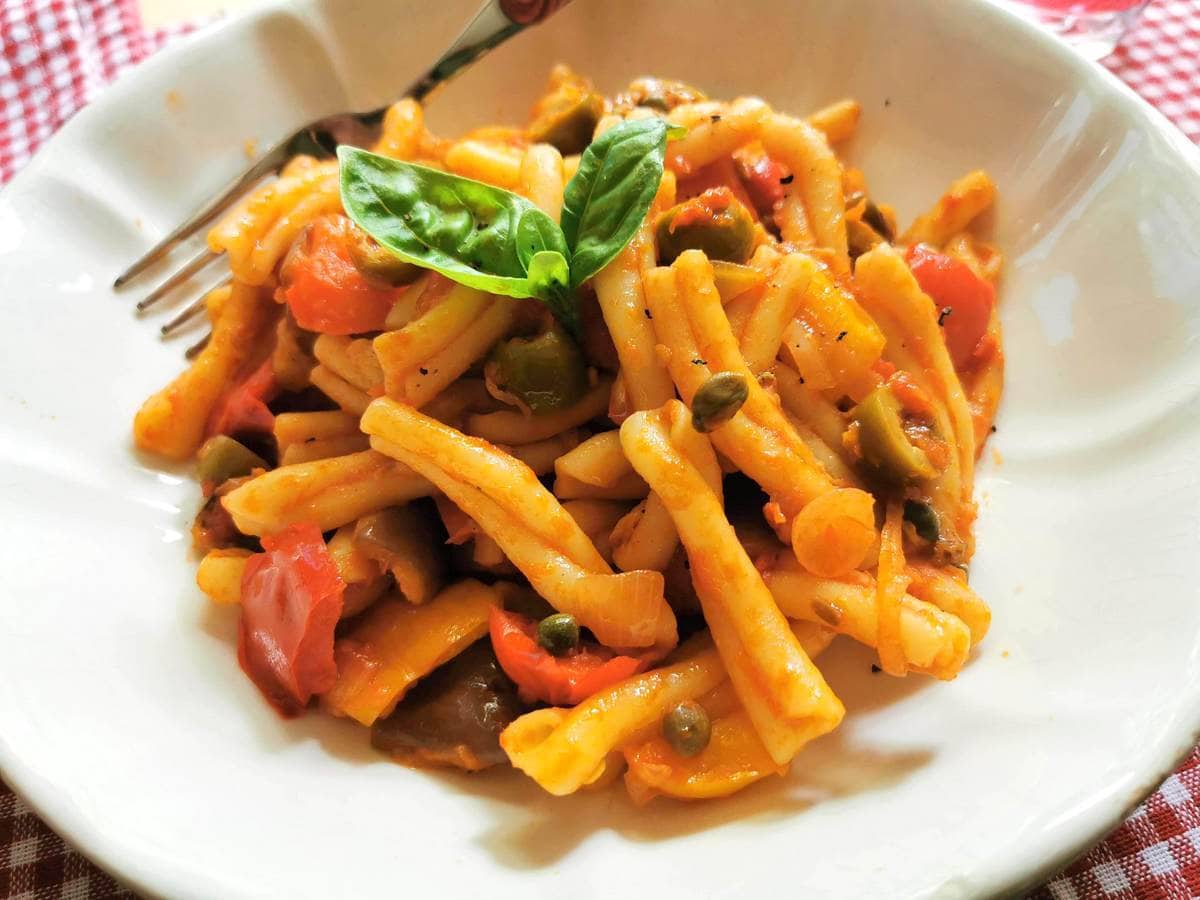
[1, 0, 1199, 896]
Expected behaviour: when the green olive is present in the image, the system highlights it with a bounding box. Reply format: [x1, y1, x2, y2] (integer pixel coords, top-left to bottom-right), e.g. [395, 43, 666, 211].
[691, 371, 749, 433]
[662, 701, 712, 757]
[851, 387, 937, 484]
[656, 190, 756, 265]
[903, 500, 940, 543]
[710, 260, 767, 303]
[196, 435, 267, 484]
[347, 228, 423, 286]
[623, 77, 707, 113]
[537, 613, 580, 657]
[528, 91, 605, 155]
[488, 328, 588, 414]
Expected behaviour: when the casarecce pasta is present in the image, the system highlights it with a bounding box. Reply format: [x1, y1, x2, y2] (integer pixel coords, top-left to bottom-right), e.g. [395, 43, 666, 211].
[136, 66, 1003, 803]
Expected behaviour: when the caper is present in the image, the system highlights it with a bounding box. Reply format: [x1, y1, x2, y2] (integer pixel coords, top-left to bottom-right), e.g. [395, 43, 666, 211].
[662, 701, 712, 757]
[347, 228, 423, 286]
[655, 189, 757, 265]
[196, 435, 267, 485]
[691, 371, 749, 433]
[903, 500, 940, 544]
[537, 613, 580, 657]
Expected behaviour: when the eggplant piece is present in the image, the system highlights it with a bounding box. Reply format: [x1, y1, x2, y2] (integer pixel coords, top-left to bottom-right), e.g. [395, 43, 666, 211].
[192, 478, 258, 553]
[371, 641, 521, 771]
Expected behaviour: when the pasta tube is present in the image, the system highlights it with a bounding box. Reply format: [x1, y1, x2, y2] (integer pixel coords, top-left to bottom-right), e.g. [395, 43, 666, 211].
[273, 410, 359, 449]
[900, 170, 997, 248]
[610, 493, 679, 573]
[611, 400, 722, 573]
[561, 500, 630, 566]
[518, 143, 565, 220]
[465, 377, 612, 444]
[854, 245, 977, 559]
[763, 550, 971, 680]
[906, 563, 991, 643]
[207, 158, 340, 285]
[221, 450, 435, 536]
[760, 113, 849, 273]
[645, 251, 875, 572]
[195, 548, 253, 605]
[312, 335, 384, 394]
[279, 434, 370, 466]
[621, 401, 844, 765]
[553, 431, 634, 488]
[372, 285, 502, 404]
[779, 260, 885, 403]
[590, 223, 676, 412]
[501, 636, 727, 795]
[444, 139, 523, 188]
[737, 252, 817, 374]
[806, 99, 861, 144]
[498, 430, 582, 477]
[553, 471, 649, 501]
[133, 281, 275, 460]
[361, 397, 676, 650]
[326, 525, 390, 619]
[621, 623, 835, 804]
[309, 364, 372, 416]
[665, 97, 770, 175]
[372, 98, 424, 160]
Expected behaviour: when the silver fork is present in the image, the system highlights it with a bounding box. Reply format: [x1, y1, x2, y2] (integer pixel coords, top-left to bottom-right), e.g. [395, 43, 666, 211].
[116, 0, 574, 355]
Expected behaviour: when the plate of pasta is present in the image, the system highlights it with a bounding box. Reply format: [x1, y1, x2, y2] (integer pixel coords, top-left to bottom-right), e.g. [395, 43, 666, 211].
[2, 0, 1199, 896]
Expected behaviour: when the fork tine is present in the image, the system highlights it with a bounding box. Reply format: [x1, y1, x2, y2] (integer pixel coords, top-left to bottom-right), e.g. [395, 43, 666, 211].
[135, 247, 222, 311]
[185, 332, 211, 360]
[160, 274, 232, 336]
[114, 145, 287, 288]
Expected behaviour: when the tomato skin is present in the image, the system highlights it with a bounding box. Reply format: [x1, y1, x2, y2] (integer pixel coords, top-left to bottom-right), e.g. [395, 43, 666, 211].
[278, 216, 398, 335]
[676, 157, 761, 222]
[733, 145, 789, 216]
[208, 358, 277, 438]
[905, 244, 995, 370]
[489, 608, 646, 706]
[238, 523, 345, 716]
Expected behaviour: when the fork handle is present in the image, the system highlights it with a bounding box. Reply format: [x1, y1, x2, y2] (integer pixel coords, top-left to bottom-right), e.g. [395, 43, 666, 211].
[412, 0, 575, 100]
[499, 0, 573, 24]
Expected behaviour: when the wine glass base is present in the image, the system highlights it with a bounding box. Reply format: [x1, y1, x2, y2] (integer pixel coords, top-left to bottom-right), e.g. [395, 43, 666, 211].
[1002, 3, 1148, 60]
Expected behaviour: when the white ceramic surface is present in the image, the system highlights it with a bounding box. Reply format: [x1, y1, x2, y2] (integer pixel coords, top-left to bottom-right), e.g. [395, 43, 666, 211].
[2, 0, 1199, 897]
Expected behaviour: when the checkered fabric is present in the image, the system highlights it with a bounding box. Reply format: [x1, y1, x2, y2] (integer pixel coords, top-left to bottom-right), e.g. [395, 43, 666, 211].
[2, 0, 1200, 897]
[0, 0, 195, 183]
[1103, 0, 1200, 142]
[1030, 748, 1200, 900]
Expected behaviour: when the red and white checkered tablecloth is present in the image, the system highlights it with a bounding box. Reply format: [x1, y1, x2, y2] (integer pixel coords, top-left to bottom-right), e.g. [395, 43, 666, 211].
[2, 0, 1200, 897]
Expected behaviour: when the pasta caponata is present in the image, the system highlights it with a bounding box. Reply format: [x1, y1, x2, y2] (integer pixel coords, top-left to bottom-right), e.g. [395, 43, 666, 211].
[137, 66, 1002, 803]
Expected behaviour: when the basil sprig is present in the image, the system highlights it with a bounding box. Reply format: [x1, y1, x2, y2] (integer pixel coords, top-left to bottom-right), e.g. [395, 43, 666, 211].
[338, 118, 683, 335]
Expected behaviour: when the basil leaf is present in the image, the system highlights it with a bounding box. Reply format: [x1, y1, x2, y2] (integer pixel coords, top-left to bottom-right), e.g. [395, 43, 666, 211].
[525, 250, 575, 330]
[560, 118, 686, 289]
[338, 146, 578, 330]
